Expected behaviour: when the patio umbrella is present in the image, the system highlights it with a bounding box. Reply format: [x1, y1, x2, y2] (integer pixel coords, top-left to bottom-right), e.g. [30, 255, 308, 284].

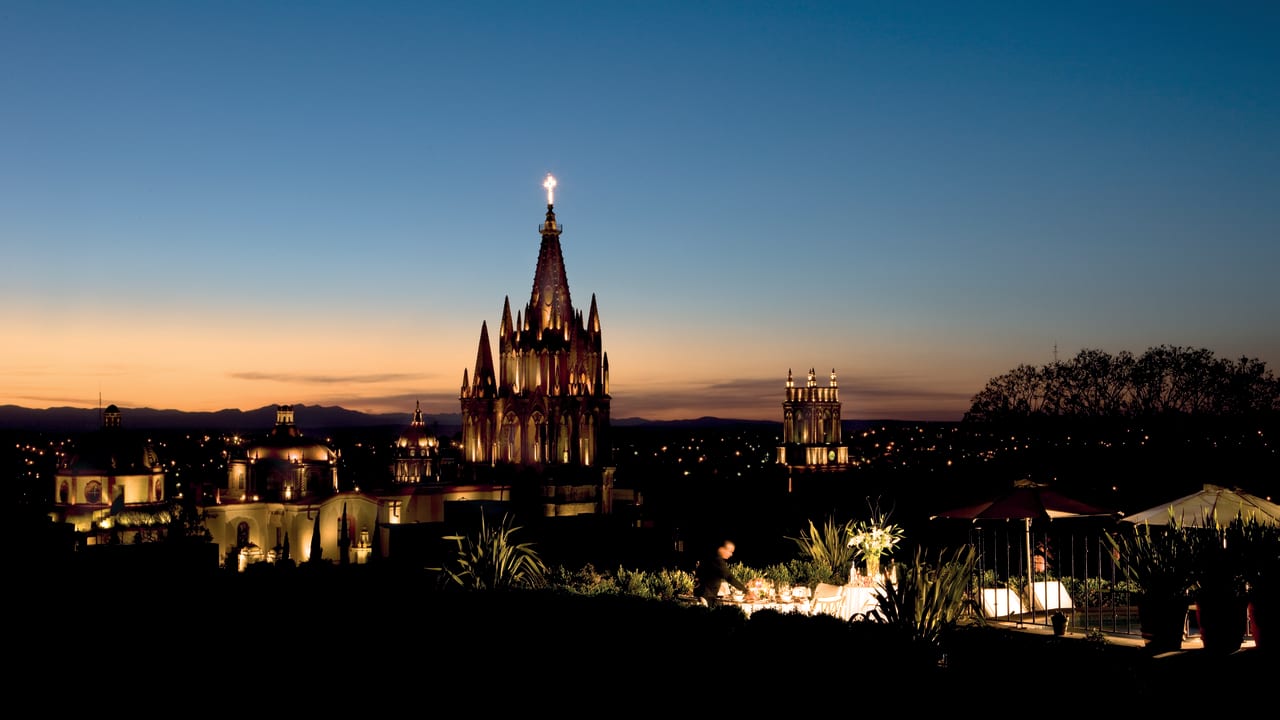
[931, 479, 1120, 613]
[1121, 484, 1280, 527]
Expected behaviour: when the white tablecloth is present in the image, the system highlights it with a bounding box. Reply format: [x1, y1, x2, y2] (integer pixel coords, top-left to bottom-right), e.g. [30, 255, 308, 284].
[726, 585, 881, 621]
[841, 586, 880, 619]
[729, 600, 810, 618]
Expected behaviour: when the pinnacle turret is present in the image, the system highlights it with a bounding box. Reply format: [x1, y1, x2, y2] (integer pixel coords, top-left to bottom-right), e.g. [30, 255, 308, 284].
[500, 297, 514, 340]
[472, 321, 496, 397]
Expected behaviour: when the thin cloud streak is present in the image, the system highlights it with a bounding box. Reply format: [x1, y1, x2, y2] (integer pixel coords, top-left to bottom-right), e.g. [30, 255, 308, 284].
[14, 394, 129, 407]
[230, 371, 431, 385]
[613, 374, 975, 421]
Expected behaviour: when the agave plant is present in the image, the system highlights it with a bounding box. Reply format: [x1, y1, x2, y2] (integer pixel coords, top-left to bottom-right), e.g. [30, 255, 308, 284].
[1233, 514, 1280, 599]
[788, 514, 857, 583]
[869, 544, 980, 656]
[438, 512, 548, 591]
[1103, 513, 1198, 601]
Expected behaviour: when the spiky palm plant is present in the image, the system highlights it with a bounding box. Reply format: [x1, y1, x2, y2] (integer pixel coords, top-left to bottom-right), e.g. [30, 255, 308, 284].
[1103, 513, 1198, 601]
[440, 512, 548, 591]
[788, 514, 856, 583]
[870, 544, 980, 657]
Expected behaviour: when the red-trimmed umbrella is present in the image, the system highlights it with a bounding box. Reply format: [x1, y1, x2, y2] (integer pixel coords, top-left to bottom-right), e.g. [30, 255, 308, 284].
[931, 479, 1119, 611]
[934, 479, 1118, 523]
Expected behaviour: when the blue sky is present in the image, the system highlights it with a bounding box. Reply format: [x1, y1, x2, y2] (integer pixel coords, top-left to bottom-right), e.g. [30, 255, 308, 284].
[2, 1, 1277, 420]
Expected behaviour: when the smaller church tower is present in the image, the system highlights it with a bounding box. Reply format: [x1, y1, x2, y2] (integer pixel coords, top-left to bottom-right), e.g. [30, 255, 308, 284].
[777, 367, 849, 468]
[393, 400, 439, 483]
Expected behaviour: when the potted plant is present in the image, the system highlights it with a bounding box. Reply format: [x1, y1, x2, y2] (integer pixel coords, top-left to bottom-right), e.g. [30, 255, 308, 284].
[762, 562, 794, 598]
[1233, 515, 1279, 652]
[846, 497, 905, 580]
[1105, 514, 1197, 653]
[1190, 516, 1249, 655]
[1051, 610, 1068, 636]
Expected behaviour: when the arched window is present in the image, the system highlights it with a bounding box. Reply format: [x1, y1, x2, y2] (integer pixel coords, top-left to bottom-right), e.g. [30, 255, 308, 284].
[529, 412, 547, 464]
[236, 521, 250, 548]
[59, 481, 70, 504]
[558, 416, 572, 464]
[502, 413, 520, 464]
[578, 414, 594, 466]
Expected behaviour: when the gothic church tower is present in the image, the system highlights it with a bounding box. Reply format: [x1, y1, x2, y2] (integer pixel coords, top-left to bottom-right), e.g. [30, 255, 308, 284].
[460, 175, 612, 476]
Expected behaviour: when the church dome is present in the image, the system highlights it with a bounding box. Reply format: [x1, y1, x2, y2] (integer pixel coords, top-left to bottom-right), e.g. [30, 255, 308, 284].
[227, 405, 339, 501]
[396, 400, 438, 453]
[243, 405, 335, 463]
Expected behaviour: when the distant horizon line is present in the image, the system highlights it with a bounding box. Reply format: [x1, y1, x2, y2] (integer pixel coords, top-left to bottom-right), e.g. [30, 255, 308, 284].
[0, 402, 964, 425]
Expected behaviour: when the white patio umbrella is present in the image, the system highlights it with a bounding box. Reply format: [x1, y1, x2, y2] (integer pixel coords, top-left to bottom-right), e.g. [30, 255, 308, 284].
[1121, 484, 1280, 527]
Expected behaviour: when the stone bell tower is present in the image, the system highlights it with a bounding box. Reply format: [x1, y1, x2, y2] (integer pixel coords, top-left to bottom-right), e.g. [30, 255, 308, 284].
[777, 367, 849, 468]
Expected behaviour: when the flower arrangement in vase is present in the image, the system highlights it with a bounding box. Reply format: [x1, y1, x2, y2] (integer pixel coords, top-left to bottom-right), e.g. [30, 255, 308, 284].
[846, 497, 905, 580]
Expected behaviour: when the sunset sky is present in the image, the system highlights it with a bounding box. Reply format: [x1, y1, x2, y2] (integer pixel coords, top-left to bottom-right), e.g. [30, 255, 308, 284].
[3, 2, 1277, 422]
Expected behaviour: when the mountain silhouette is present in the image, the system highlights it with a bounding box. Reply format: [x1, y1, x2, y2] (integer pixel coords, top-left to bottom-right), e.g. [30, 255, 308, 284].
[0, 404, 457, 433]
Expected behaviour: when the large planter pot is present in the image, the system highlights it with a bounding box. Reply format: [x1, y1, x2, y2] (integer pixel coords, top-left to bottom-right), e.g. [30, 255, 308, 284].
[1248, 590, 1271, 651]
[1195, 592, 1248, 655]
[1138, 595, 1188, 653]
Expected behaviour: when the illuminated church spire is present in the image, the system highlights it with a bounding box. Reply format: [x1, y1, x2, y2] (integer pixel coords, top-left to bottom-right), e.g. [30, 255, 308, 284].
[460, 174, 612, 475]
[530, 174, 572, 333]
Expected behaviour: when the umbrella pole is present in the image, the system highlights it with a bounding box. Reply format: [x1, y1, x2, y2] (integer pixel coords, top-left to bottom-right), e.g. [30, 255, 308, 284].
[1025, 518, 1034, 625]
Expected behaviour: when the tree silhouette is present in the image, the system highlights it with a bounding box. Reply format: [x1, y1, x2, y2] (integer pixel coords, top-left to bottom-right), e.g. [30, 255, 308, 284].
[965, 345, 1279, 423]
[309, 511, 323, 564]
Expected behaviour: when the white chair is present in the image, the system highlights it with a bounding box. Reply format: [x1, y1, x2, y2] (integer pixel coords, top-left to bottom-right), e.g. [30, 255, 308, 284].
[809, 582, 845, 617]
[1030, 580, 1074, 613]
[981, 587, 1025, 619]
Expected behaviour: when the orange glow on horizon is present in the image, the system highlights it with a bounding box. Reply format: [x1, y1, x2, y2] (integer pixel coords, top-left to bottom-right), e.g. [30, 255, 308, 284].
[4, 299, 1005, 422]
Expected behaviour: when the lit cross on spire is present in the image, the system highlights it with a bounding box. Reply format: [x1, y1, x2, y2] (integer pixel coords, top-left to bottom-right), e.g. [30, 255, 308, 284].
[543, 173, 557, 205]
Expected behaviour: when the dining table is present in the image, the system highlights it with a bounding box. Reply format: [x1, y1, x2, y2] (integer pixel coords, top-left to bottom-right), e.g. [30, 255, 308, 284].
[840, 585, 880, 620]
[721, 584, 882, 621]
[723, 597, 811, 618]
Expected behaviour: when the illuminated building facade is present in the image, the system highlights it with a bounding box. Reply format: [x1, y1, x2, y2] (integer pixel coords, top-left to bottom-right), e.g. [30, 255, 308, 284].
[777, 368, 849, 468]
[460, 175, 614, 516]
[204, 403, 505, 568]
[226, 405, 338, 502]
[208, 405, 374, 567]
[51, 404, 166, 536]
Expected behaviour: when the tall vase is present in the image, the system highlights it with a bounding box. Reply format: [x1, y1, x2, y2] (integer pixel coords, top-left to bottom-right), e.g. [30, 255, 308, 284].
[865, 554, 880, 580]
